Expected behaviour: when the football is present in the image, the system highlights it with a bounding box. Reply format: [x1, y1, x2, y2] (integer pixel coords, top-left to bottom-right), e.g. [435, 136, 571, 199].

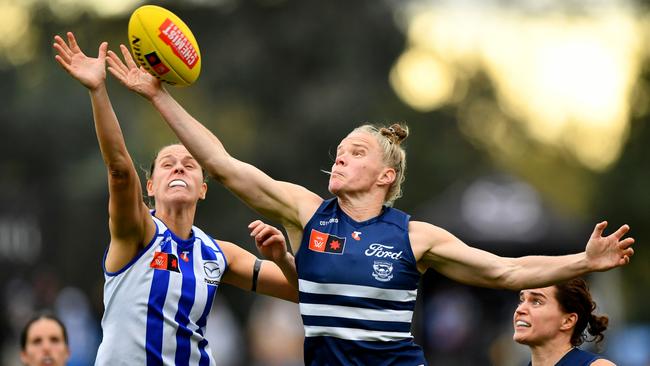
[127, 5, 201, 86]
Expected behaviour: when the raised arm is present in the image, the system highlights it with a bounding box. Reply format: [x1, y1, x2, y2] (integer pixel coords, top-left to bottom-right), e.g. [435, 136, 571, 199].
[106, 45, 321, 236]
[53, 33, 153, 272]
[411, 220, 635, 290]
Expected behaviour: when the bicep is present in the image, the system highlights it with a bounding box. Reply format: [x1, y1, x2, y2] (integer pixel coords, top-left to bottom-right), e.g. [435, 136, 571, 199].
[415, 223, 510, 288]
[218, 158, 321, 226]
[107, 168, 151, 243]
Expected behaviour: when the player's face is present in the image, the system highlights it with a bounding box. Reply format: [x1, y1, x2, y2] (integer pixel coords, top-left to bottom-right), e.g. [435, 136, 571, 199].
[20, 318, 70, 366]
[147, 144, 207, 207]
[513, 286, 571, 346]
[328, 131, 390, 197]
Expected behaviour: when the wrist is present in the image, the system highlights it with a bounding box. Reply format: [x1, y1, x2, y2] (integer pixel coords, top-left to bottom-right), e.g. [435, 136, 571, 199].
[148, 85, 169, 104]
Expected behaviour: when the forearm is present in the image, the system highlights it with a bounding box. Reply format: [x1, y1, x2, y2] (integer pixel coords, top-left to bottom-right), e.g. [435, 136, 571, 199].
[276, 252, 299, 288]
[503, 252, 590, 290]
[148, 89, 231, 179]
[89, 85, 132, 170]
[258, 256, 299, 302]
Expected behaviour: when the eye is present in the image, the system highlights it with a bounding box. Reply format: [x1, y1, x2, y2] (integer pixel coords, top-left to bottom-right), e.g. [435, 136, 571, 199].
[533, 299, 542, 305]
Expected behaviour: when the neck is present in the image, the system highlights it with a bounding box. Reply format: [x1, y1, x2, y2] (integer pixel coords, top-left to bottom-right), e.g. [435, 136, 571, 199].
[154, 204, 196, 240]
[530, 341, 574, 366]
[337, 194, 385, 222]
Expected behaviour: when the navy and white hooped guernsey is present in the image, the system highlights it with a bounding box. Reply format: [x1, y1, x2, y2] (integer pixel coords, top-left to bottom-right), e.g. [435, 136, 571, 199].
[528, 348, 603, 366]
[296, 198, 427, 365]
[95, 212, 227, 366]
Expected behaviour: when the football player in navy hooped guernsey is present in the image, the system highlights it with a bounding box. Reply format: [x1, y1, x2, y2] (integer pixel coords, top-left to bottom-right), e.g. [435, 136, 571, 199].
[514, 278, 615, 366]
[53, 32, 297, 366]
[106, 39, 635, 365]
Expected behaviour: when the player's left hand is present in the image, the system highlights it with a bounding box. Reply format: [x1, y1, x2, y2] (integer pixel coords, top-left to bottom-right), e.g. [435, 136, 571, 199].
[248, 220, 288, 263]
[585, 221, 635, 271]
[106, 44, 162, 100]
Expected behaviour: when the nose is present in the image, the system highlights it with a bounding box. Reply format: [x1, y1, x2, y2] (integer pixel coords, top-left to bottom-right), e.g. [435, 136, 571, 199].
[515, 302, 528, 315]
[335, 154, 346, 166]
[173, 162, 185, 174]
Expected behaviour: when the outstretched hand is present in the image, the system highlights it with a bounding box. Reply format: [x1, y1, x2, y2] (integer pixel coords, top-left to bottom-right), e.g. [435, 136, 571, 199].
[586, 221, 635, 271]
[248, 220, 288, 263]
[106, 44, 163, 100]
[53, 32, 107, 90]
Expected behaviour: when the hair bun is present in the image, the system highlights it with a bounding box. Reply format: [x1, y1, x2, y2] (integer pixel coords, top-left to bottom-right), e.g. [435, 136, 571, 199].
[380, 123, 408, 144]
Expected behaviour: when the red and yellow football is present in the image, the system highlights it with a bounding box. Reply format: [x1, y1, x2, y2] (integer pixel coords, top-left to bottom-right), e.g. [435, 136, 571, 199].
[127, 5, 201, 86]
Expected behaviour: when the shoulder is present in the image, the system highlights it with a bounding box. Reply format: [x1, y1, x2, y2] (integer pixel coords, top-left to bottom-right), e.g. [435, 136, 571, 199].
[591, 359, 616, 366]
[408, 220, 456, 244]
[408, 220, 460, 259]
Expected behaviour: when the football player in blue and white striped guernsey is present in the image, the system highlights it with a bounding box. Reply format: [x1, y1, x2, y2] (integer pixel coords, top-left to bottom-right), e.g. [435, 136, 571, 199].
[107, 40, 635, 365]
[53, 32, 298, 366]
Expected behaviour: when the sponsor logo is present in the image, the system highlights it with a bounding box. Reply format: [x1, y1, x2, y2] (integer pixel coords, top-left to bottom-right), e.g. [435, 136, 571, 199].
[150, 252, 180, 272]
[319, 217, 339, 226]
[180, 251, 189, 262]
[308, 229, 346, 254]
[351, 231, 362, 241]
[144, 51, 170, 75]
[203, 261, 221, 279]
[364, 243, 403, 260]
[372, 261, 394, 282]
[204, 278, 220, 286]
[158, 19, 199, 69]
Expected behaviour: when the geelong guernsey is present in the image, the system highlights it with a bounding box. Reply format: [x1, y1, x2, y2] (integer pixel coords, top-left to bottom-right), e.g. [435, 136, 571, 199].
[528, 348, 603, 366]
[296, 198, 426, 365]
[95, 213, 227, 366]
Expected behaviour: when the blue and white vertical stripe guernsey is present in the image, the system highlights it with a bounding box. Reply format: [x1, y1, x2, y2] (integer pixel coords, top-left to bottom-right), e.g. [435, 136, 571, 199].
[296, 198, 427, 365]
[95, 213, 227, 366]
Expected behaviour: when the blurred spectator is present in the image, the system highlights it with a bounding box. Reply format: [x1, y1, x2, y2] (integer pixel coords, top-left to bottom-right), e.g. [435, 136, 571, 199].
[248, 297, 303, 366]
[54, 287, 100, 366]
[19, 312, 69, 366]
[204, 298, 245, 366]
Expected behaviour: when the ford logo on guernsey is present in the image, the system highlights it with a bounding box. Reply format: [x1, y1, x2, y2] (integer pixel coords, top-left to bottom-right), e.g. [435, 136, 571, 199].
[364, 243, 403, 260]
[203, 261, 221, 279]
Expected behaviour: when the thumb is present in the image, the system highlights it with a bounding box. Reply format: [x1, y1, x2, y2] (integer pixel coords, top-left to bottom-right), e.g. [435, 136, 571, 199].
[590, 221, 607, 239]
[97, 42, 108, 60]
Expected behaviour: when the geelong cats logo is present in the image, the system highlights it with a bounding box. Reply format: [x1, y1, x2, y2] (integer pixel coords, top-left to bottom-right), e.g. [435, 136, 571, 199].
[372, 261, 394, 282]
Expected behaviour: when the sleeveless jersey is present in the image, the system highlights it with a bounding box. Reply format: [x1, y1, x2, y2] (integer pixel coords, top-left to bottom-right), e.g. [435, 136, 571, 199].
[296, 198, 426, 365]
[527, 348, 603, 366]
[95, 213, 227, 366]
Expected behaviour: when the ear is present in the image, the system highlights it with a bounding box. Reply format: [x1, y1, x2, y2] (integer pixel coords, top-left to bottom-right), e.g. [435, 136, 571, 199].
[199, 182, 208, 200]
[377, 167, 396, 187]
[20, 351, 28, 364]
[146, 179, 154, 197]
[560, 312, 578, 331]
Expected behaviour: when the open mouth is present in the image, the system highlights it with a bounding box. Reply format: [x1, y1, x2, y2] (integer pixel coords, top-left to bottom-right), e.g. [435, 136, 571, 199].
[515, 320, 531, 328]
[169, 179, 188, 188]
